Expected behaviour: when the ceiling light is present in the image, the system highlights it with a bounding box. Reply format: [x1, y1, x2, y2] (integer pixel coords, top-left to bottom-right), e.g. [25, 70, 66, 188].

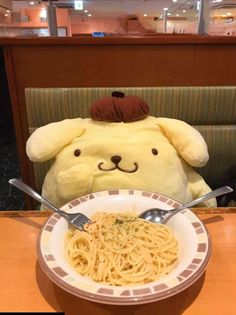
[176, 14, 179, 17]
[183, 10, 186, 13]
[164, 8, 168, 11]
[74, 1, 83, 10]
[167, 13, 171, 16]
[29, 1, 35, 5]
[197, 1, 200, 10]
[88, 14, 92, 17]
[40, 8, 47, 19]
[84, 10, 88, 13]
[144, 14, 147, 17]
[172, 0, 178, 2]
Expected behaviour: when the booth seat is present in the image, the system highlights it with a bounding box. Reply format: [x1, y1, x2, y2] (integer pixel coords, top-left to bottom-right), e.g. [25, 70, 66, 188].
[25, 86, 236, 206]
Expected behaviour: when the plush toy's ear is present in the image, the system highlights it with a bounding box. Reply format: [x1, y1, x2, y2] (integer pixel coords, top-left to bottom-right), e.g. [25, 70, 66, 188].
[26, 118, 86, 162]
[156, 117, 209, 167]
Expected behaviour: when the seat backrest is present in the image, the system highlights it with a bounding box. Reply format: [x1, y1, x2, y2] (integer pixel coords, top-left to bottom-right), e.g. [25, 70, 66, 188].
[25, 86, 236, 193]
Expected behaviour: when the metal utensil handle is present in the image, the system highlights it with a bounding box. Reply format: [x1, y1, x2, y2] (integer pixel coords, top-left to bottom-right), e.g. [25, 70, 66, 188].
[174, 185, 233, 212]
[9, 178, 66, 217]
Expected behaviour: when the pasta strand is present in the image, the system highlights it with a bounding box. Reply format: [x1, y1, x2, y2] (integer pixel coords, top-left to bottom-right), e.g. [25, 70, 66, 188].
[64, 212, 178, 286]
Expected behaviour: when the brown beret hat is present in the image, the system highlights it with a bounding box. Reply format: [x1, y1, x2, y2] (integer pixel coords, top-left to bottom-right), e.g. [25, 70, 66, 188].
[90, 91, 149, 122]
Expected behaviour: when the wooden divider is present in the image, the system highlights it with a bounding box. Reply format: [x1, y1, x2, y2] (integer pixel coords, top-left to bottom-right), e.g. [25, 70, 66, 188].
[1, 35, 236, 208]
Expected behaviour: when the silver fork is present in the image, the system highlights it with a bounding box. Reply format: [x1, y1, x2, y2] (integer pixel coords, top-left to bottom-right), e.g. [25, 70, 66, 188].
[9, 178, 92, 231]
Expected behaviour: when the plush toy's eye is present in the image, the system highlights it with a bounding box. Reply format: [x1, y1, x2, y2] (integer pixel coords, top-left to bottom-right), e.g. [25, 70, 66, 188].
[74, 149, 81, 157]
[152, 148, 158, 156]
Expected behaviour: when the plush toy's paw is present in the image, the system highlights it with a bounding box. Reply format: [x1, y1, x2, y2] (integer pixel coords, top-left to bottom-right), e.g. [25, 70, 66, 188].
[203, 198, 217, 208]
[56, 164, 93, 202]
[187, 170, 217, 207]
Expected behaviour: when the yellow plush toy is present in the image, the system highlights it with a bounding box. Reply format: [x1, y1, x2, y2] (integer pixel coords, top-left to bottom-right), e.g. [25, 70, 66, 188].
[26, 92, 216, 208]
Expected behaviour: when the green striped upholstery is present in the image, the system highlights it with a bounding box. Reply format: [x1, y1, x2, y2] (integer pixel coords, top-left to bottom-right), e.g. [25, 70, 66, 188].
[25, 87, 236, 205]
[25, 87, 236, 127]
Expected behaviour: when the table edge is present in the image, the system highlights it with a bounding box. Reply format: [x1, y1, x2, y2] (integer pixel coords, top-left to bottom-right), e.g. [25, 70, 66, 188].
[0, 208, 236, 217]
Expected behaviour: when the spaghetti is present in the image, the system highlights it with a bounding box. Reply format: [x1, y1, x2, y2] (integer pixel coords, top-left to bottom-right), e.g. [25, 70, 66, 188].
[64, 212, 179, 286]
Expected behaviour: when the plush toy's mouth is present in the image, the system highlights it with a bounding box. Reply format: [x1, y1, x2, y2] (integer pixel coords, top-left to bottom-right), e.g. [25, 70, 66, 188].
[98, 162, 138, 173]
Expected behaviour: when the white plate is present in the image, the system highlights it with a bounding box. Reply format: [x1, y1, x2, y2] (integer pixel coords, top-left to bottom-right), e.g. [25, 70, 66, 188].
[37, 189, 211, 305]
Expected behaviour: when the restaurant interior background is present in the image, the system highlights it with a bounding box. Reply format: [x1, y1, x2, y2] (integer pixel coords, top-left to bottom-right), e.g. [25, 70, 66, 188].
[0, 0, 236, 37]
[0, 0, 236, 211]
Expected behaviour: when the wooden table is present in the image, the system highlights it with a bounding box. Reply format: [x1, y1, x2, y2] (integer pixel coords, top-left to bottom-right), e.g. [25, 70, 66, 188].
[0, 208, 236, 314]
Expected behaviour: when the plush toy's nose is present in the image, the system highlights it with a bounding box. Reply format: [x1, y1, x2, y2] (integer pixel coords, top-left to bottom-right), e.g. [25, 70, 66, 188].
[111, 155, 122, 165]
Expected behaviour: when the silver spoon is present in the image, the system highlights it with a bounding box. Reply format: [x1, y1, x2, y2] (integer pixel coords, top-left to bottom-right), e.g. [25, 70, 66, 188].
[139, 185, 233, 224]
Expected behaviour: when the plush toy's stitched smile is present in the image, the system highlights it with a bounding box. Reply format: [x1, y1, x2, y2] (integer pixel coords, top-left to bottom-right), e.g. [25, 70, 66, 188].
[98, 155, 138, 173]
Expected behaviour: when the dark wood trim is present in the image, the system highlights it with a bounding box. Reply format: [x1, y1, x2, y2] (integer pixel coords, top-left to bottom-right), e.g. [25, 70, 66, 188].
[0, 210, 52, 217]
[0, 208, 235, 217]
[0, 35, 236, 46]
[3, 46, 35, 209]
